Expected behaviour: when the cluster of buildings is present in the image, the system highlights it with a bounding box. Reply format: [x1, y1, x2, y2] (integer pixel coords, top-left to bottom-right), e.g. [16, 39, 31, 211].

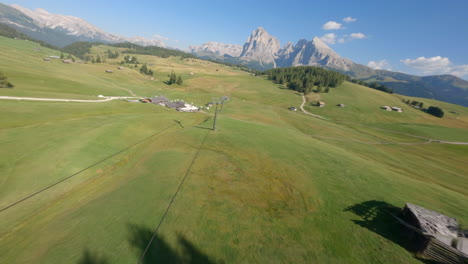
[131, 96, 200, 112]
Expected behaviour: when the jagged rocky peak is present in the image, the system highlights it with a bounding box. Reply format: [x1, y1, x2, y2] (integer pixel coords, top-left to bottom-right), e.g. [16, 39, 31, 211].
[189, 42, 243, 57]
[240, 27, 280, 66]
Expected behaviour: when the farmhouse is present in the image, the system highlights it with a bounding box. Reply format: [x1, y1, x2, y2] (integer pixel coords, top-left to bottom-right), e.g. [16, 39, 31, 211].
[395, 203, 468, 263]
[151, 96, 168, 105]
[166, 101, 186, 110]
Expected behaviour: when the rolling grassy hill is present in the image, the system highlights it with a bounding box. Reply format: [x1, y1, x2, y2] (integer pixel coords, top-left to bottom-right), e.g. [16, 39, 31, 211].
[0, 37, 467, 264]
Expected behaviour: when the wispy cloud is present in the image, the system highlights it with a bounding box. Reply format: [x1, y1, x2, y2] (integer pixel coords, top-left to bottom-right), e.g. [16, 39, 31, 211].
[401, 56, 468, 78]
[320, 33, 337, 44]
[335, 33, 367, 44]
[350, 33, 366, 39]
[343, 17, 357, 23]
[322, 21, 343, 30]
[368, 60, 392, 70]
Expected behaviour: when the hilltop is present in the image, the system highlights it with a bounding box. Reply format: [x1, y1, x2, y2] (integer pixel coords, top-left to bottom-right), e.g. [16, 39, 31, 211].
[0, 36, 467, 264]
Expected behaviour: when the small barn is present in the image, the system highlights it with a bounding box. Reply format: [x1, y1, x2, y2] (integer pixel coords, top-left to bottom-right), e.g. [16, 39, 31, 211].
[381, 106, 392, 111]
[106, 70, 114, 73]
[318, 101, 326, 107]
[206, 102, 214, 107]
[62, 59, 73, 64]
[337, 104, 345, 107]
[395, 203, 468, 263]
[43, 58, 51, 62]
[289, 107, 297, 112]
[392, 107, 403, 112]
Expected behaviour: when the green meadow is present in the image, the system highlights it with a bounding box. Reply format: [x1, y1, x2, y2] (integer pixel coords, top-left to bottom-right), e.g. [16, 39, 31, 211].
[0, 37, 467, 263]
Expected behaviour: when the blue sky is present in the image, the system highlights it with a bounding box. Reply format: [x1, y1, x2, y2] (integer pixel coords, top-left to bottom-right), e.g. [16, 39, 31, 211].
[8, 0, 468, 78]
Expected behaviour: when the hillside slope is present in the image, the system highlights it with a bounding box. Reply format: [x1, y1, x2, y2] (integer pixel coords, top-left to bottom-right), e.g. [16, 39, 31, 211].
[0, 37, 467, 264]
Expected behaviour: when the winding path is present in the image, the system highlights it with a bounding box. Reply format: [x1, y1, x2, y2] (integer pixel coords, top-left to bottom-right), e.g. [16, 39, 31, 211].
[0, 96, 140, 103]
[299, 95, 468, 145]
[300, 94, 325, 119]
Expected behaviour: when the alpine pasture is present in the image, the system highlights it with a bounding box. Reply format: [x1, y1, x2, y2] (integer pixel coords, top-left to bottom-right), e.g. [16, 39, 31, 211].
[1, 36, 467, 263]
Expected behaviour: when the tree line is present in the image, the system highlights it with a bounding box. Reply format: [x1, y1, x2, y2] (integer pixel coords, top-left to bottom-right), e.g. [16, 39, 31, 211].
[350, 79, 394, 94]
[402, 99, 444, 118]
[402, 99, 424, 109]
[111, 42, 196, 59]
[264, 66, 349, 94]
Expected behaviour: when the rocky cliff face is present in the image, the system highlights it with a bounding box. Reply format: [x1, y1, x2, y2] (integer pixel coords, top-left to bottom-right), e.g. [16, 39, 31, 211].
[4, 4, 165, 47]
[276, 37, 354, 70]
[239, 27, 280, 67]
[189, 42, 242, 57]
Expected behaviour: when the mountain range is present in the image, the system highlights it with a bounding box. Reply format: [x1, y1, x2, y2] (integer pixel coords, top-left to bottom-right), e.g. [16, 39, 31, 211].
[190, 27, 468, 106]
[0, 3, 165, 47]
[1, 2, 467, 106]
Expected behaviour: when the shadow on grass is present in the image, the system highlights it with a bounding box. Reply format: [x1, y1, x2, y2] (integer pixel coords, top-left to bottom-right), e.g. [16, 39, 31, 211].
[193, 117, 212, 130]
[344, 200, 418, 252]
[127, 224, 222, 264]
[173, 120, 184, 128]
[77, 249, 109, 264]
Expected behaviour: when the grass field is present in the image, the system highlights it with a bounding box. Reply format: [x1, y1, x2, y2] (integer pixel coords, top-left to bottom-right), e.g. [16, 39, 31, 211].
[1, 37, 467, 263]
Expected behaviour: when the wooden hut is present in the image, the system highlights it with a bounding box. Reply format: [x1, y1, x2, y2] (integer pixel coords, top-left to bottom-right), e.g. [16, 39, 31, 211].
[395, 203, 468, 263]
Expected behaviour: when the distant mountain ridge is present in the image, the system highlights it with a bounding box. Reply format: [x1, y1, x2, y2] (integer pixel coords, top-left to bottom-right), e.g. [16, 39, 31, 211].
[190, 27, 468, 106]
[0, 3, 165, 47]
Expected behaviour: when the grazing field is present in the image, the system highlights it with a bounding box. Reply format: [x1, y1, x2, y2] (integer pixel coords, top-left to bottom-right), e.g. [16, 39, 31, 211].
[0, 37, 467, 263]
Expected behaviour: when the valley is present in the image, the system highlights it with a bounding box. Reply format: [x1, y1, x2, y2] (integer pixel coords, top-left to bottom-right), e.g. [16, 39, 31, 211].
[0, 36, 467, 263]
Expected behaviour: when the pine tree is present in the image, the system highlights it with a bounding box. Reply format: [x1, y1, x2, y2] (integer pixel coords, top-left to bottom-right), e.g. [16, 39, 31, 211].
[140, 64, 148, 75]
[176, 76, 183, 85]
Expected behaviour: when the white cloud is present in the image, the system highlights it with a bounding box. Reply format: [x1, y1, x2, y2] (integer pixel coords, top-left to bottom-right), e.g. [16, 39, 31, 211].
[368, 60, 392, 70]
[350, 33, 366, 39]
[343, 17, 357, 23]
[320, 33, 337, 44]
[450, 65, 468, 78]
[338, 38, 345, 44]
[322, 21, 343, 30]
[401, 56, 468, 78]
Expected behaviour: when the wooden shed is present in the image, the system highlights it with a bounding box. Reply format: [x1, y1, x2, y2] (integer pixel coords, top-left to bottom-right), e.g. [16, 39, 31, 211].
[395, 203, 468, 263]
